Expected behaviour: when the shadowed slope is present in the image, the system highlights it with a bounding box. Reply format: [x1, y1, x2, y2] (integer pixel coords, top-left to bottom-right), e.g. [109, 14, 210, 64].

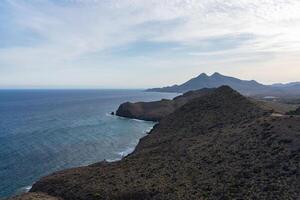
[287, 107, 300, 115]
[116, 88, 214, 121]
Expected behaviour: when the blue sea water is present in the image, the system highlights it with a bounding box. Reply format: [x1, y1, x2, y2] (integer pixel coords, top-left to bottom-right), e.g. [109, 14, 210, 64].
[0, 89, 177, 198]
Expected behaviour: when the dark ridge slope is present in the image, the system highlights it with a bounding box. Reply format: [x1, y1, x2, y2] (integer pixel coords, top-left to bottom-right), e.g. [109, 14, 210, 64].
[287, 106, 300, 115]
[28, 86, 300, 200]
[134, 86, 269, 152]
[116, 88, 214, 121]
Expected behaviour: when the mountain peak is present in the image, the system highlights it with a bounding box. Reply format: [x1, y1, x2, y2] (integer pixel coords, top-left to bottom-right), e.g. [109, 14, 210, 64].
[197, 73, 208, 78]
[211, 72, 222, 77]
[146, 72, 300, 96]
[216, 85, 235, 92]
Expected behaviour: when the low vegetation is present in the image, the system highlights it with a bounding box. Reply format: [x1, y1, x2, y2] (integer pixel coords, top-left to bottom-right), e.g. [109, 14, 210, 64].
[13, 86, 300, 199]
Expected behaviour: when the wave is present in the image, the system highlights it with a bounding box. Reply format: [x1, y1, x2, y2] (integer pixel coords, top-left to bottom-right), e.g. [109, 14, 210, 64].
[144, 126, 154, 134]
[105, 113, 114, 117]
[106, 113, 150, 123]
[15, 185, 32, 196]
[131, 118, 146, 123]
[118, 146, 135, 158]
[106, 158, 120, 162]
[24, 185, 32, 192]
[106, 147, 135, 163]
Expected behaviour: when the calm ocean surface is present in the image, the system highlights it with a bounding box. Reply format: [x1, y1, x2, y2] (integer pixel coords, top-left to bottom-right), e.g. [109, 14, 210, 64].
[0, 89, 177, 198]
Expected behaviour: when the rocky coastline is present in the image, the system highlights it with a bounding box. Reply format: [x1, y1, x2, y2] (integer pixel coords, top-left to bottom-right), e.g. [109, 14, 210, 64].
[12, 86, 300, 200]
[115, 88, 214, 121]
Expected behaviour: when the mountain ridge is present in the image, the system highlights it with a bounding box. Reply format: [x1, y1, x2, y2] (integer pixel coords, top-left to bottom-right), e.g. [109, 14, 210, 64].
[116, 88, 214, 121]
[146, 72, 299, 96]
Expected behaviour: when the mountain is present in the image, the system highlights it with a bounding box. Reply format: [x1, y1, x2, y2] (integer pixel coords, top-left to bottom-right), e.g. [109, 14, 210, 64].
[116, 88, 214, 121]
[272, 82, 300, 87]
[146, 72, 269, 95]
[271, 82, 300, 95]
[147, 72, 299, 96]
[116, 87, 297, 121]
[14, 86, 300, 200]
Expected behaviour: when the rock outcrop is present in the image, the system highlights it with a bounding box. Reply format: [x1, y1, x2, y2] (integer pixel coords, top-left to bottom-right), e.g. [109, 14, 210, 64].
[14, 86, 300, 200]
[287, 107, 300, 115]
[116, 88, 214, 121]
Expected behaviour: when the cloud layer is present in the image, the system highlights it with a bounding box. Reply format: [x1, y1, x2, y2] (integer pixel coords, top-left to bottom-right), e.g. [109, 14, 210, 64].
[0, 0, 300, 88]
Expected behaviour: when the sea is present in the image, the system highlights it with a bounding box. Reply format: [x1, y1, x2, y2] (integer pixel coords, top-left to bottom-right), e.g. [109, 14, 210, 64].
[0, 89, 177, 198]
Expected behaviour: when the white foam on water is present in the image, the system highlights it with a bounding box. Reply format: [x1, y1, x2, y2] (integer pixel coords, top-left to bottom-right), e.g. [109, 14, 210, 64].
[106, 146, 136, 163]
[108, 114, 154, 125]
[15, 185, 32, 196]
[105, 113, 114, 117]
[144, 126, 154, 134]
[131, 118, 145, 122]
[106, 158, 120, 162]
[118, 146, 135, 158]
[24, 185, 32, 192]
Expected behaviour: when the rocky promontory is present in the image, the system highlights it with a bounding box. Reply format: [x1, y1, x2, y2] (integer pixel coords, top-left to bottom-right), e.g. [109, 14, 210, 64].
[116, 88, 214, 121]
[13, 86, 300, 199]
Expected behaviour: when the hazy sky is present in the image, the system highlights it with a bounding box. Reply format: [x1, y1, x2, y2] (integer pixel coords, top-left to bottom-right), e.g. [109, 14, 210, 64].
[0, 0, 300, 89]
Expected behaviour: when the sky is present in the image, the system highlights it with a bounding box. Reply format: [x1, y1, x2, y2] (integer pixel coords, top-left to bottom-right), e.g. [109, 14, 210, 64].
[0, 0, 300, 89]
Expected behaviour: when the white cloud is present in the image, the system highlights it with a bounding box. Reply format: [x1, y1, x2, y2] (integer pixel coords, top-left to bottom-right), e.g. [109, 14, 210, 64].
[0, 0, 300, 87]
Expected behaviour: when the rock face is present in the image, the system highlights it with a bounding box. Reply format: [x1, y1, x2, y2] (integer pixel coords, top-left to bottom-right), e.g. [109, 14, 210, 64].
[116, 88, 214, 121]
[18, 86, 300, 200]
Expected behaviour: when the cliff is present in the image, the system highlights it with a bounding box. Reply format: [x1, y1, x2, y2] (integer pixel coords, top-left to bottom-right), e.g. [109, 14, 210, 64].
[14, 86, 300, 199]
[116, 88, 214, 121]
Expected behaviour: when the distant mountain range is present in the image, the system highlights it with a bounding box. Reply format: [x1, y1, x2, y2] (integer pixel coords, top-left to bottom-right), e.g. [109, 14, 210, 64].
[146, 72, 300, 97]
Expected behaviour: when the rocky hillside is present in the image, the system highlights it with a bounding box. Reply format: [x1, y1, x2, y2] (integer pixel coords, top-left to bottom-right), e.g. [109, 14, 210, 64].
[116, 88, 214, 121]
[287, 107, 300, 115]
[9, 193, 61, 200]
[117, 87, 296, 121]
[14, 86, 300, 200]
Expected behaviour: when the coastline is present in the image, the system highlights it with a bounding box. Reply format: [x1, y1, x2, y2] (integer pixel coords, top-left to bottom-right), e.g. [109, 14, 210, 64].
[105, 116, 156, 161]
[11, 87, 300, 199]
[16, 116, 156, 197]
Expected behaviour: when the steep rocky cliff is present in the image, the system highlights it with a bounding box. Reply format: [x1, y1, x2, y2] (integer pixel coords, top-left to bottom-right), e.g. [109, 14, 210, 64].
[116, 88, 214, 121]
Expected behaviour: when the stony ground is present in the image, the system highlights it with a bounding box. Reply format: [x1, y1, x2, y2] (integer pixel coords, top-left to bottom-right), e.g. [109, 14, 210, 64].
[9, 193, 61, 200]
